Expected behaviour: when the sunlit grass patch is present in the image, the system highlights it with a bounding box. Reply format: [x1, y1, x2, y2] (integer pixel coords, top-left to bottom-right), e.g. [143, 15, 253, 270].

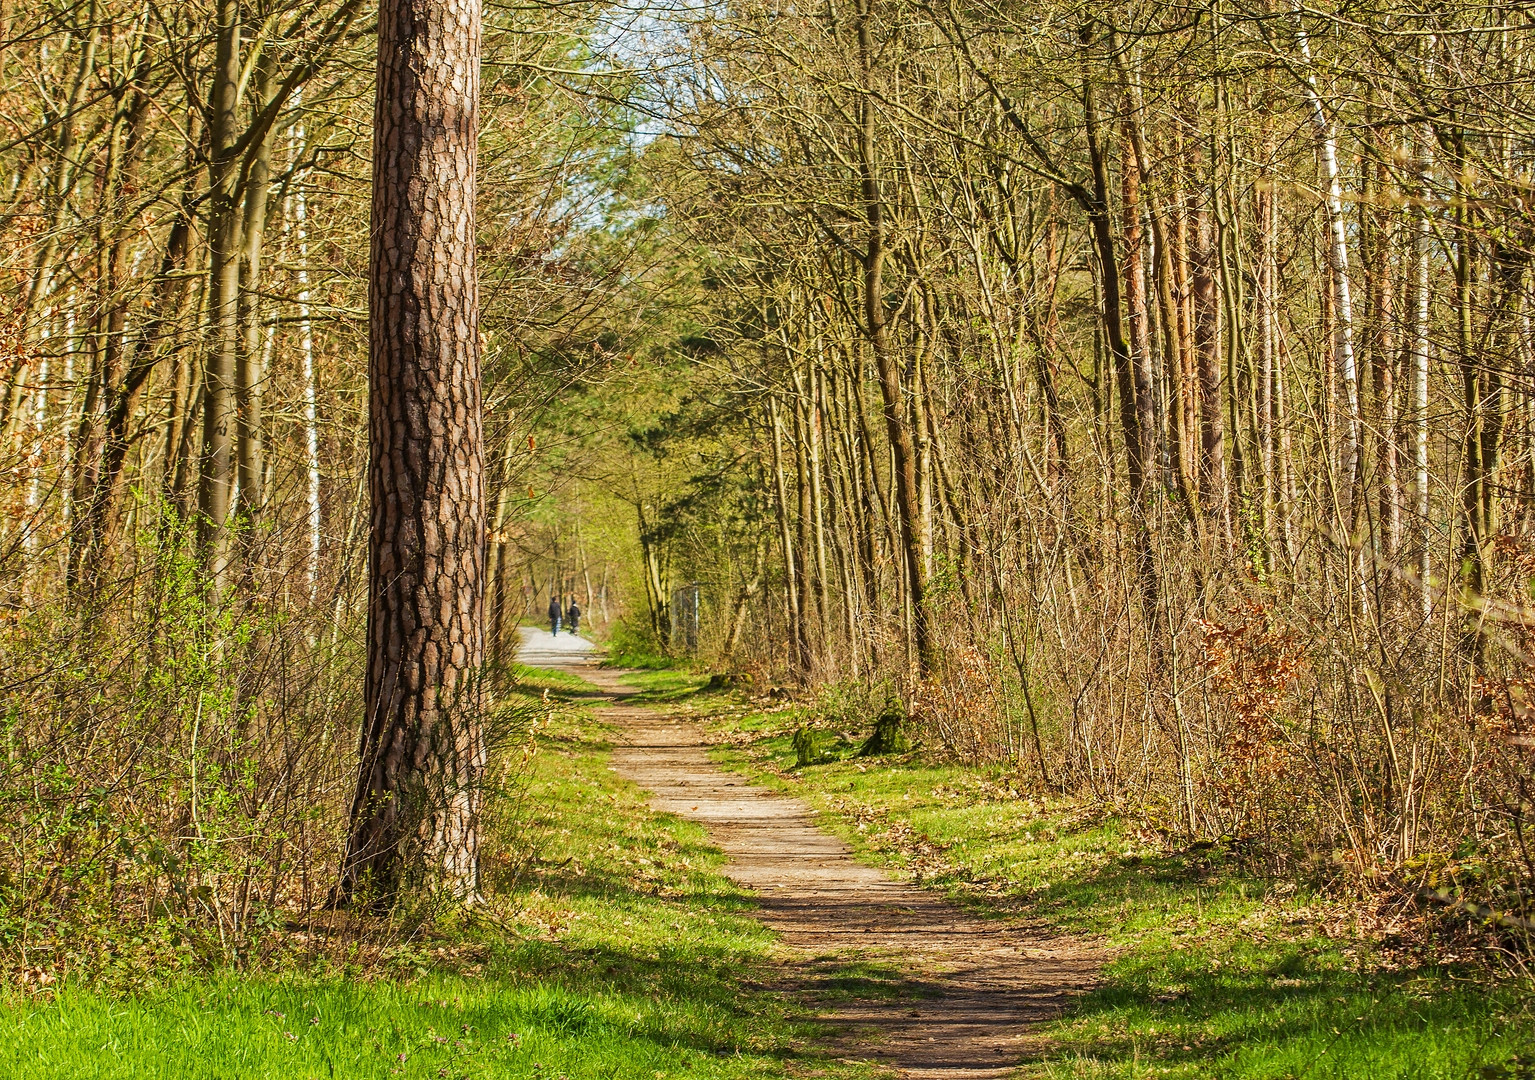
[620, 668, 712, 703]
[504, 661, 597, 694]
[9, 972, 773, 1080]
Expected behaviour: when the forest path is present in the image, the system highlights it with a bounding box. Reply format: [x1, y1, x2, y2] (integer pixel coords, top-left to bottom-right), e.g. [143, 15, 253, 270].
[516, 628, 1100, 1080]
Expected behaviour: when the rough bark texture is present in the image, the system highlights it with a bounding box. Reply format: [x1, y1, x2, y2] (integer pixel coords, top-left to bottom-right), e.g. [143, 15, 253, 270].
[343, 0, 486, 902]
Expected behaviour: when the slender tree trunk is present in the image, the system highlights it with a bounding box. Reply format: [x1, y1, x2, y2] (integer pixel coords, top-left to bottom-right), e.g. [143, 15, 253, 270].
[836, 360, 882, 668]
[1452, 131, 1486, 657]
[1254, 119, 1277, 556]
[1189, 131, 1230, 542]
[1368, 152, 1400, 607]
[487, 432, 520, 661]
[161, 107, 206, 519]
[769, 395, 808, 678]
[236, 57, 277, 520]
[1036, 225, 1071, 495]
[824, 367, 867, 664]
[1122, 123, 1155, 482]
[1296, 16, 1361, 529]
[1119, 119, 1161, 623]
[288, 108, 323, 589]
[1081, 75, 1140, 498]
[847, 350, 892, 658]
[854, 0, 930, 675]
[1117, 60, 1202, 525]
[809, 364, 832, 651]
[1412, 128, 1433, 614]
[1277, 328, 1299, 561]
[343, 0, 486, 902]
[67, 78, 155, 590]
[199, 0, 243, 595]
[790, 369, 818, 664]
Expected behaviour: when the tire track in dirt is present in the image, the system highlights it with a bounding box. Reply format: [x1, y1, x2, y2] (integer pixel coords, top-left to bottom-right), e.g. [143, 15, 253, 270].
[518, 629, 1101, 1079]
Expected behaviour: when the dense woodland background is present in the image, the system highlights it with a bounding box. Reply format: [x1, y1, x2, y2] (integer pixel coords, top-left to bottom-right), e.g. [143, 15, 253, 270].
[3, 0, 1535, 977]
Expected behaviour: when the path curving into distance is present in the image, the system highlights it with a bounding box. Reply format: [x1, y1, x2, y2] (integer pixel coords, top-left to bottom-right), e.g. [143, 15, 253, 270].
[517, 627, 1100, 1080]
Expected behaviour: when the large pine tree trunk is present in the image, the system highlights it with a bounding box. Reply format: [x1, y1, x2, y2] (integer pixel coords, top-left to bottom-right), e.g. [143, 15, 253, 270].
[342, 0, 486, 903]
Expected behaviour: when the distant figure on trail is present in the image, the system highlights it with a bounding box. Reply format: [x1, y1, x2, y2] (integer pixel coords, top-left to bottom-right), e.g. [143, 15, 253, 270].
[567, 601, 581, 634]
[547, 595, 562, 636]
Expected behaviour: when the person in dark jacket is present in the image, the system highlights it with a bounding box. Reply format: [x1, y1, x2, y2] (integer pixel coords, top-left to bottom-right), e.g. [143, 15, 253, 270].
[547, 595, 562, 635]
[567, 600, 581, 634]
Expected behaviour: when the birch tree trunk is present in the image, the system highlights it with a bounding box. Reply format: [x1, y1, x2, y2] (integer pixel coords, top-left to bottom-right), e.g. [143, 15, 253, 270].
[1413, 128, 1433, 614]
[1296, 16, 1362, 529]
[1255, 119, 1277, 554]
[1367, 151, 1400, 605]
[287, 109, 323, 590]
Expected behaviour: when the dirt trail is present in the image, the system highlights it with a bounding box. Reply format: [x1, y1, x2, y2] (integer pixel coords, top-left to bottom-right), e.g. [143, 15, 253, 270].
[518, 629, 1100, 1079]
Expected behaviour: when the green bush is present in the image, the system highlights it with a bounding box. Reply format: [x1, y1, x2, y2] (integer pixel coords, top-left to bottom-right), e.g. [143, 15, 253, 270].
[602, 620, 677, 670]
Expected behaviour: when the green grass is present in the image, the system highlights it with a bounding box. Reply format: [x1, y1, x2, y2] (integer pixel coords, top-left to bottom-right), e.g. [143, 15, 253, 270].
[620, 668, 710, 703]
[694, 700, 1535, 1080]
[503, 660, 595, 694]
[0, 678, 876, 1080]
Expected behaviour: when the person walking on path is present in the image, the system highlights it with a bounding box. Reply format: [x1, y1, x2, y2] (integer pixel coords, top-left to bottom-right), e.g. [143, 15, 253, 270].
[548, 595, 563, 636]
[567, 600, 581, 634]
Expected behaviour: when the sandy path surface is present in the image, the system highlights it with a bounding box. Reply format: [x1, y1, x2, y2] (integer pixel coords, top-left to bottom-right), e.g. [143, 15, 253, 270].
[517, 628, 1099, 1079]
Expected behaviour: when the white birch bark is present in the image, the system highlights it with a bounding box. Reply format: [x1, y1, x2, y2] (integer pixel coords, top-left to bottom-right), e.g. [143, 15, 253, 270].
[1413, 133, 1433, 615]
[1295, 16, 1361, 516]
[287, 106, 322, 591]
[24, 351, 49, 555]
[60, 293, 77, 528]
[1295, 13, 1367, 616]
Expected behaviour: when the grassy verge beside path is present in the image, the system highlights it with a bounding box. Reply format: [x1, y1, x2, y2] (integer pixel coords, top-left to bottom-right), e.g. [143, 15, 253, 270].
[626, 675, 1535, 1080]
[0, 665, 875, 1080]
